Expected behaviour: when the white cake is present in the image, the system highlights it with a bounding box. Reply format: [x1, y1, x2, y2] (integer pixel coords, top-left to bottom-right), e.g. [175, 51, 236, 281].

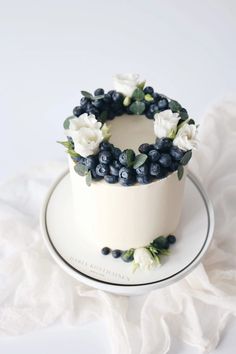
[59, 74, 198, 269]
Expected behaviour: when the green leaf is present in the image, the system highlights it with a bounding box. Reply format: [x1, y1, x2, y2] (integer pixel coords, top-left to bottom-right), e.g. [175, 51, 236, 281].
[180, 150, 192, 166]
[137, 81, 146, 90]
[133, 154, 147, 169]
[132, 88, 145, 101]
[188, 119, 195, 125]
[126, 149, 135, 168]
[177, 165, 184, 180]
[67, 149, 79, 158]
[86, 171, 92, 186]
[99, 111, 108, 123]
[179, 108, 189, 120]
[144, 93, 154, 102]
[63, 116, 74, 129]
[57, 140, 71, 148]
[81, 90, 93, 99]
[152, 236, 168, 250]
[169, 100, 182, 113]
[101, 123, 111, 141]
[129, 101, 145, 115]
[93, 94, 105, 100]
[74, 163, 88, 176]
[121, 249, 134, 263]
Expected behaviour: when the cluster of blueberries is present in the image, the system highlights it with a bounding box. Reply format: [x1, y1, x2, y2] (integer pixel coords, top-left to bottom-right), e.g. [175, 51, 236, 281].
[101, 235, 177, 262]
[72, 137, 185, 186]
[72, 86, 170, 121]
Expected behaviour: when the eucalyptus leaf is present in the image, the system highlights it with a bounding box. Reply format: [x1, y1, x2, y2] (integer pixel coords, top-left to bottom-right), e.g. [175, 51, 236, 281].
[74, 163, 88, 176]
[169, 100, 182, 113]
[177, 165, 184, 180]
[86, 171, 92, 186]
[99, 111, 108, 123]
[126, 149, 135, 167]
[129, 101, 145, 115]
[67, 149, 80, 158]
[133, 154, 147, 169]
[180, 150, 192, 166]
[63, 116, 74, 129]
[81, 90, 93, 99]
[137, 81, 146, 90]
[179, 108, 189, 120]
[57, 140, 71, 148]
[93, 94, 105, 100]
[132, 88, 145, 101]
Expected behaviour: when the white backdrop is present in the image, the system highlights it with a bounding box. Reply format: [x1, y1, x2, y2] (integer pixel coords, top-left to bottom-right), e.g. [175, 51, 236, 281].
[0, 0, 236, 353]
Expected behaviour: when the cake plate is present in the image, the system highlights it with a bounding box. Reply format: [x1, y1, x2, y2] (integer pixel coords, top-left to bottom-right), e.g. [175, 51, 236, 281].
[40, 170, 214, 296]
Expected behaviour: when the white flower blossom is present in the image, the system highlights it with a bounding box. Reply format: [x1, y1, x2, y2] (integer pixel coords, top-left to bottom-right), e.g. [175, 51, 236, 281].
[133, 248, 155, 270]
[113, 73, 140, 97]
[173, 123, 198, 151]
[154, 110, 180, 139]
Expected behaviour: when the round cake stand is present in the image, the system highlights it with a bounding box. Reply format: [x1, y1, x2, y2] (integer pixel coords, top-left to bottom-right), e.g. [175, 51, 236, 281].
[40, 170, 214, 296]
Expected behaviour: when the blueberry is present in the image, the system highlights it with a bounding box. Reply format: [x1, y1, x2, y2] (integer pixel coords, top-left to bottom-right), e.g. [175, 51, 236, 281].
[112, 249, 122, 258]
[104, 174, 118, 184]
[158, 98, 169, 110]
[119, 167, 134, 180]
[110, 160, 122, 176]
[112, 91, 124, 103]
[112, 147, 122, 160]
[149, 103, 159, 114]
[99, 150, 113, 164]
[107, 90, 115, 97]
[99, 141, 113, 151]
[144, 86, 154, 94]
[119, 149, 135, 166]
[169, 161, 179, 172]
[107, 110, 116, 120]
[91, 168, 103, 180]
[119, 177, 135, 186]
[155, 137, 173, 152]
[85, 155, 98, 170]
[153, 92, 161, 102]
[145, 110, 154, 119]
[73, 106, 84, 117]
[87, 107, 99, 116]
[80, 97, 90, 107]
[103, 94, 112, 106]
[159, 153, 172, 168]
[135, 163, 149, 176]
[138, 143, 151, 154]
[153, 236, 169, 250]
[96, 163, 109, 177]
[121, 250, 134, 263]
[150, 162, 161, 177]
[94, 88, 104, 96]
[167, 235, 176, 244]
[170, 146, 184, 161]
[101, 247, 110, 255]
[148, 149, 160, 162]
[136, 175, 152, 184]
[72, 156, 84, 163]
[92, 99, 104, 109]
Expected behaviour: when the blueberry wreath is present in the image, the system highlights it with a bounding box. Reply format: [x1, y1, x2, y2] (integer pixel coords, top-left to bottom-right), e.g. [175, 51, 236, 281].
[59, 74, 198, 186]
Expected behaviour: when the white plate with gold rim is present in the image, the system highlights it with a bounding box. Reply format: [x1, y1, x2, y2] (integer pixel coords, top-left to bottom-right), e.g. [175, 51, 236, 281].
[40, 170, 214, 296]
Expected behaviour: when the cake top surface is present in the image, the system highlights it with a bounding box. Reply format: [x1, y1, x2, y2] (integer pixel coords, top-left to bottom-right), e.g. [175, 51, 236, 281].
[59, 74, 198, 186]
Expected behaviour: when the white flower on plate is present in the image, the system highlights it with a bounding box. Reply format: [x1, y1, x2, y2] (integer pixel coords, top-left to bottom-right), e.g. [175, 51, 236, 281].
[173, 123, 198, 151]
[154, 109, 180, 139]
[65, 113, 105, 157]
[133, 248, 155, 270]
[113, 73, 140, 97]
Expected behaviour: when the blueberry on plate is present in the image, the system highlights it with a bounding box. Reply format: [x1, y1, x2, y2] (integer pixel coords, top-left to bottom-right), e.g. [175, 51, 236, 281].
[159, 153, 172, 168]
[110, 160, 122, 176]
[91, 168, 103, 180]
[119, 167, 134, 179]
[112, 249, 122, 258]
[72, 156, 84, 164]
[112, 146, 122, 159]
[101, 247, 110, 255]
[103, 93, 112, 105]
[144, 86, 154, 95]
[136, 175, 152, 184]
[150, 162, 161, 177]
[112, 91, 123, 103]
[94, 88, 104, 96]
[167, 235, 176, 244]
[73, 106, 84, 117]
[170, 146, 184, 161]
[149, 103, 159, 114]
[119, 177, 135, 186]
[96, 163, 109, 177]
[148, 149, 160, 162]
[99, 141, 113, 151]
[104, 175, 118, 184]
[121, 250, 134, 263]
[155, 137, 173, 152]
[119, 149, 135, 166]
[168, 161, 179, 172]
[157, 98, 169, 110]
[85, 155, 98, 170]
[138, 143, 151, 154]
[92, 99, 104, 109]
[153, 92, 161, 102]
[80, 97, 90, 107]
[99, 150, 113, 164]
[135, 163, 149, 176]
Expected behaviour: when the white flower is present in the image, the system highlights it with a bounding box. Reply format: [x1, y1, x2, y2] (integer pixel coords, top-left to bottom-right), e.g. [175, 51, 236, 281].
[154, 109, 180, 139]
[133, 248, 155, 270]
[113, 73, 140, 97]
[173, 123, 198, 151]
[65, 113, 104, 157]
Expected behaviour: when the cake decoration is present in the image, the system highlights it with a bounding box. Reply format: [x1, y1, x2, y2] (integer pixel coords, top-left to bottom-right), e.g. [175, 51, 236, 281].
[59, 74, 198, 187]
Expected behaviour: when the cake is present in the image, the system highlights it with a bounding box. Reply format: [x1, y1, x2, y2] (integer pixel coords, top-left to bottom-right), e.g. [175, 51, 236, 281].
[59, 74, 198, 270]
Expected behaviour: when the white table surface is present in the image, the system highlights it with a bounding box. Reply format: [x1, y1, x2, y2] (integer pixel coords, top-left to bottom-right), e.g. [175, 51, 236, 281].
[0, 0, 236, 352]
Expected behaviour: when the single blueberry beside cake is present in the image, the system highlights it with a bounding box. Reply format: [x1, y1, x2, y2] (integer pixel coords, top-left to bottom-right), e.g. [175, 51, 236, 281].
[58, 74, 198, 271]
